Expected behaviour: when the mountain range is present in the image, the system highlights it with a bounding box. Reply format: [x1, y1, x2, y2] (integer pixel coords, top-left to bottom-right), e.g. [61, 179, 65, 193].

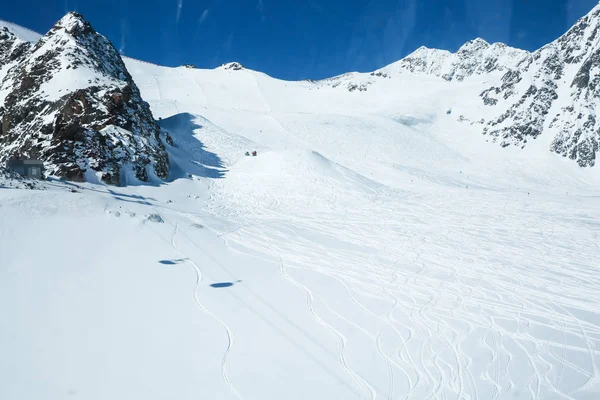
[1, 5, 600, 185]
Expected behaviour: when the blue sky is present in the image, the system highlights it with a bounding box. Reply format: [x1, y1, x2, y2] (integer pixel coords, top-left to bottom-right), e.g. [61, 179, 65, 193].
[1, 0, 599, 80]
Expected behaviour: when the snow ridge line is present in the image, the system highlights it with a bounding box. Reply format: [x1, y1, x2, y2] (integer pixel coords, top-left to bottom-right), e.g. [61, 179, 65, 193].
[169, 223, 245, 400]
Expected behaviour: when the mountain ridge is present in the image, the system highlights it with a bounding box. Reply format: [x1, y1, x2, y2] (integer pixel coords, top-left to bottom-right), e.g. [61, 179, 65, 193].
[2, 4, 600, 174]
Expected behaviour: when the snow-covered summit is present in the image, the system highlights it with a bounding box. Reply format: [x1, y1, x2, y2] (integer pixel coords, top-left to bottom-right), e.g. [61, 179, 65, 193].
[51, 11, 90, 34]
[457, 37, 490, 53]
[219, 62, 245, 71]
[378, 37, 529, 82]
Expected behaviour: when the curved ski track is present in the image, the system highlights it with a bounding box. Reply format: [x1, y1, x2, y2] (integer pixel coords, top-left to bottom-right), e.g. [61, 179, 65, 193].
[169, 223, 245, 400]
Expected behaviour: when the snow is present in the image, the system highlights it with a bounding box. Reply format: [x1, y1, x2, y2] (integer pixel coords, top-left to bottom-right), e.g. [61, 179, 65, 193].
[37, 62, 119, 101]
[2, 54, 600, 399]
[2, 15, 600, 400]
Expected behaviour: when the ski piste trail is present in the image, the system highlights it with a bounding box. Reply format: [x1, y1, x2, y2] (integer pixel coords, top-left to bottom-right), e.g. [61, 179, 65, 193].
[1, 50, 600, 399]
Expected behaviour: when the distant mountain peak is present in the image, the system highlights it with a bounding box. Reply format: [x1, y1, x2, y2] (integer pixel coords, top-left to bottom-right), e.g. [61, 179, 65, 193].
[384, 36, 527, 82]
[219, 62, 245, 71]
[457, 38, 490, 53]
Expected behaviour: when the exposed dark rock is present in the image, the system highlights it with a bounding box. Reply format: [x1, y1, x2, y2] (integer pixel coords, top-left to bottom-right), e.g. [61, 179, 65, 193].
[471, 5, 600, 165]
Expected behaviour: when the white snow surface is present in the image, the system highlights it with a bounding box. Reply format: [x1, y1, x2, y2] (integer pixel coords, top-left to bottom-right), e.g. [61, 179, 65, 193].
[2, 55, 600, 399]
[2, 19, 600, 400]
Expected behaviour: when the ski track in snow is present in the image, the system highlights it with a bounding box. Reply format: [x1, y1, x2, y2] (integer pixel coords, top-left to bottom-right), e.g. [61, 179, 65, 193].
[168, 223, 244, 400]
[278, 260, 376, 400]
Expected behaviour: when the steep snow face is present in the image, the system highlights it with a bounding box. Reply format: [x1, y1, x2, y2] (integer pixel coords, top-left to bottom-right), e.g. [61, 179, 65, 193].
[0, 13, 169, 184]
[476, 3, 600, 166]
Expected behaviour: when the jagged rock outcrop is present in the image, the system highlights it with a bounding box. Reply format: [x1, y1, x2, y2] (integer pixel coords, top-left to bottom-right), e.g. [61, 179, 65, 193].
[0, 12, 169, 184]
[4, 4, 600, 169]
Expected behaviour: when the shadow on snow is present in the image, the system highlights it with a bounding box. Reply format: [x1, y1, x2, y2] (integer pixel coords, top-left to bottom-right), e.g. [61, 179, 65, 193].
[159, 259, 188, 265]
[210, 281, 240, 288]
[158, 113, 227, 181]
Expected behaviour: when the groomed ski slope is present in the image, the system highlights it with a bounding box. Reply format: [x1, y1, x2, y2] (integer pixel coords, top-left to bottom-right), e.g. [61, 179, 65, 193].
[1, 58, 600, 400]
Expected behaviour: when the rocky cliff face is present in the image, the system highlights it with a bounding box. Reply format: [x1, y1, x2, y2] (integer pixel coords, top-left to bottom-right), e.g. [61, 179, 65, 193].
[0, 12, 169, 184]
[473, 5, 600, 166]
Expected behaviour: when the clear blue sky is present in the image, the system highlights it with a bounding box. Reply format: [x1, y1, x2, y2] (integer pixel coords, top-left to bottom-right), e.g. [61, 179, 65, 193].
[1, 0, 599, 80]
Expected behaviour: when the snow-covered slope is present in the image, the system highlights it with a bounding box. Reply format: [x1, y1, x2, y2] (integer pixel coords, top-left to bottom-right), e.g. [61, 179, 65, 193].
[2, 139, 600, 400]
[2, 6, 600, 400]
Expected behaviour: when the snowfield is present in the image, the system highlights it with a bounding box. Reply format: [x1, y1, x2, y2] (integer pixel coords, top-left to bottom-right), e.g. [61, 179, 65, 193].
[2, 41, 600, 400]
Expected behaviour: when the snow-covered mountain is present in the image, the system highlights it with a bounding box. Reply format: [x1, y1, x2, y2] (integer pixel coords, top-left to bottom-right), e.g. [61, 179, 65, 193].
[0, 13, 169, 184]
[473, 4, 600, 166]
[2, 5, 600, 180]
[309, 4, 600, 167]
[379, 38, 530, 82]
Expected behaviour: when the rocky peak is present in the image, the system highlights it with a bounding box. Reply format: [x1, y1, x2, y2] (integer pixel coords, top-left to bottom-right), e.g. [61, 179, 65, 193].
[51, 12, 91, 35]
[456, 38, 490, 55]
[390, 37, 527, 82]
[0, 13, 169, 184]
[220, 62, 245, 71]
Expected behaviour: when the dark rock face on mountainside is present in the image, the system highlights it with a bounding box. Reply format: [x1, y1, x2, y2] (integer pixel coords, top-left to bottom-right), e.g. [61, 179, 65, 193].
[473, 5, 600, 166]
[0, 12, 169, 184]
